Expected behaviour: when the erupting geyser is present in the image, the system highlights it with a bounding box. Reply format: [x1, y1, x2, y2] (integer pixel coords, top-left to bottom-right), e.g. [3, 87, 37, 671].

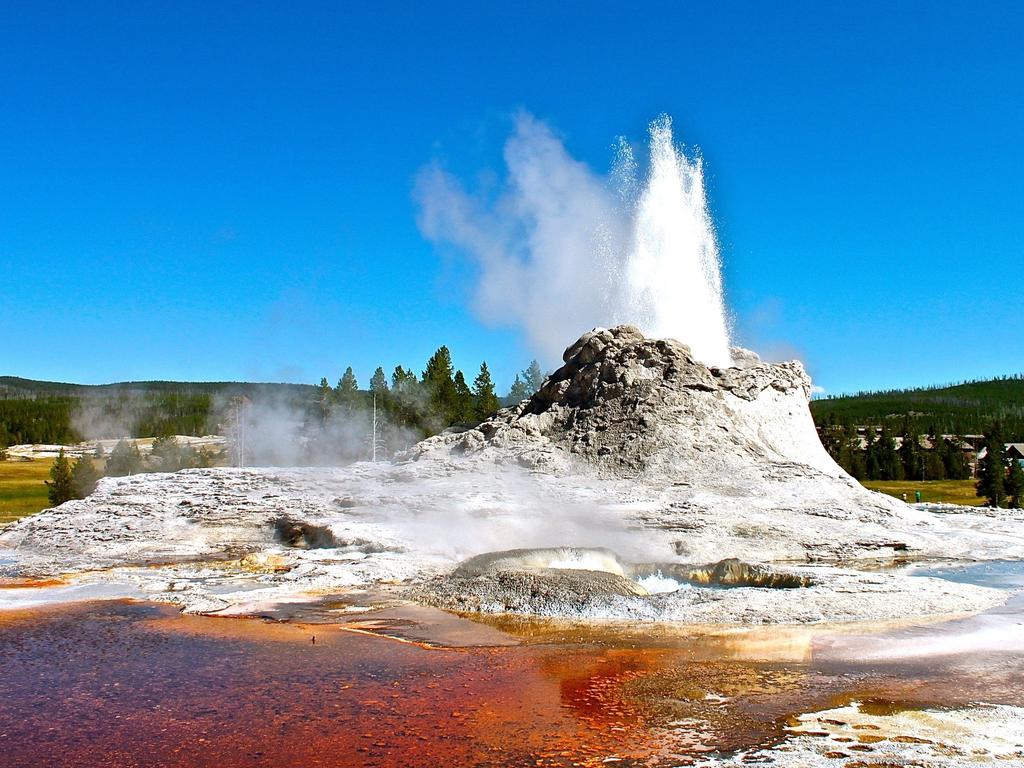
[616, 116, 732, 368]
[416, 114, 734, 366]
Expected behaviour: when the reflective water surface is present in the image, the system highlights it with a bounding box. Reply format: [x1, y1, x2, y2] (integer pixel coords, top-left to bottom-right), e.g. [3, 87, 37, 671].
[1, 573, 1023, 768]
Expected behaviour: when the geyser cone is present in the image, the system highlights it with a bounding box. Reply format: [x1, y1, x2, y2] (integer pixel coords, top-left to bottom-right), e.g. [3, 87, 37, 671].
[407, 324, 951, 565]
[411, 324, 838, 483]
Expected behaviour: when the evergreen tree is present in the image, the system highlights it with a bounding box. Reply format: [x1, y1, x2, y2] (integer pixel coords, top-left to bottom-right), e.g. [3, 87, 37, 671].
[106, 439, 143, 477]
[1006, 457, 1024, 509]
[392, 365, 419, 394]
[522, 360, 544, 393]
[863, 427, 881, 480]
[151, 435, 177, 470]
[46, 449, 75, 506]
[452, 371, 475, 423]
[151, 436, 196, 471]
[899, 427, 924, 481]
[473, 362, 500, 421]
[422, 347, 456, 424]
[337, 367, 359, 395]
[834, 420, 862, 477]
[194, 447, 215, 468]
[370, 367, 389, 393]
[318, 377, 332, 421]
[877, 426, 903, 480]
[942, 435, 970, 480]
[70, 454, 101, 498]
[386, 365, 425, 437]
[333, 367, 358, 409]
[976, 425, 1008, 507]
[848, 426, 866, 479]
[924, 435, 947, 480]
[820, 421, 844, 463]
[508, 374, 531, 402]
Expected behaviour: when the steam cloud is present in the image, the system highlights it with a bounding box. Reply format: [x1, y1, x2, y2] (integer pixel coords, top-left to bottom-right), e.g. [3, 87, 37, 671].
[415, 113, 733, 367]
[225, 394, 424, 467]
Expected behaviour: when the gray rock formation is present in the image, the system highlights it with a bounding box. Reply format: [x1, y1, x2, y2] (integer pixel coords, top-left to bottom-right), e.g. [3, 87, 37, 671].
[405, 324, 917, 563]
[408, 324, 849, 481]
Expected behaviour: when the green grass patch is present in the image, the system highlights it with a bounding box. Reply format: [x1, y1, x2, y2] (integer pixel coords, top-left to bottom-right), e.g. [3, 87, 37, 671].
[861, 479, 983, 506]
[0, 459, 56, 525]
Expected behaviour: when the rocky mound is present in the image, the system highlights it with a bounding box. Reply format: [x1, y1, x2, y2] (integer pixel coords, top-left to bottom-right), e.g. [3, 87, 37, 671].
[408, 325, 850, 480]
[406, 325, 910, 546]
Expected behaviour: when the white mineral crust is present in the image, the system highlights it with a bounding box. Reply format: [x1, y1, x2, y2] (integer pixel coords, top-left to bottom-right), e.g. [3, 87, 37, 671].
[2, 326, 1022, 620]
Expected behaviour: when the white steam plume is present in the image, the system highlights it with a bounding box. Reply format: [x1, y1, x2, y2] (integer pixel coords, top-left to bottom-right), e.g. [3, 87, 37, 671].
[415, 113, 733, 367]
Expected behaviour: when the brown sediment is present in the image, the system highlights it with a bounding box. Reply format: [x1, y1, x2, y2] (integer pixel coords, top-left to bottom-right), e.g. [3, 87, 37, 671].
[0, 599, 1022, 768]
[0, 576, 66, 588]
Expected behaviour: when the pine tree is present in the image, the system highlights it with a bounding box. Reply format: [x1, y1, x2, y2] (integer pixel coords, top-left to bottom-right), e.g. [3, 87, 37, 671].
[370, 367, 389, 393]
[46, 449, 75, 506]
[151, 435, 176, 470]
[70, 454, 101, 498]
[391, 365, 418, 394]
[333, 367, 360, 415]
[877, 426, 903, 480]
[318, 377, 332, 420]
[976, 425, 1007, 507]
[863, 427, 881, 480]
[835, 420, 860, 477]
[508, 374, 531, 402]
[1005, 456, 1024, 509]
[899, 427, 924, 481]
[194, 447, 215, 468]
[422, 347, 456, 424]
[337, 367, 359, 395]
[473, 362, 499, 421]
[452, 371, 474, 423]
[942, 435, 970, 480]
[924, 436, 947, 480]
[106, 439, 143, 477]
[522, 360, 544, 393]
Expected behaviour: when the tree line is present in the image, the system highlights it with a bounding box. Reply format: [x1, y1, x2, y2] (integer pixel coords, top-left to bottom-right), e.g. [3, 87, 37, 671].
[820, 420, 972, 482]
[0, 393, 213, 448]
[296, 350, 546, 462]
[0, 397, 78, 446]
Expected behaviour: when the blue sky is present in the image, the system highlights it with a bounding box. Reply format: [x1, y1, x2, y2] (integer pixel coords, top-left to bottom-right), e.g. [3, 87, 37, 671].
[1, 1, 1021, 395]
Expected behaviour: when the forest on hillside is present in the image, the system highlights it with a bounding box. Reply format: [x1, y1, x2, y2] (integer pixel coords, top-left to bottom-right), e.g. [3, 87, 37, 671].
[810, 375, 1024, 439]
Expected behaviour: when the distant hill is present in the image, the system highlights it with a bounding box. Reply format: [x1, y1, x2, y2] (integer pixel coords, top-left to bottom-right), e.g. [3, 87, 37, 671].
[0, 376, 315, 398]
[810, 375, 1024, 439]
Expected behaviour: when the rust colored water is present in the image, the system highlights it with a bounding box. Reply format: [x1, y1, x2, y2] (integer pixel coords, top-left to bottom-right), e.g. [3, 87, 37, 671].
[0, 600, 1022, 767]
